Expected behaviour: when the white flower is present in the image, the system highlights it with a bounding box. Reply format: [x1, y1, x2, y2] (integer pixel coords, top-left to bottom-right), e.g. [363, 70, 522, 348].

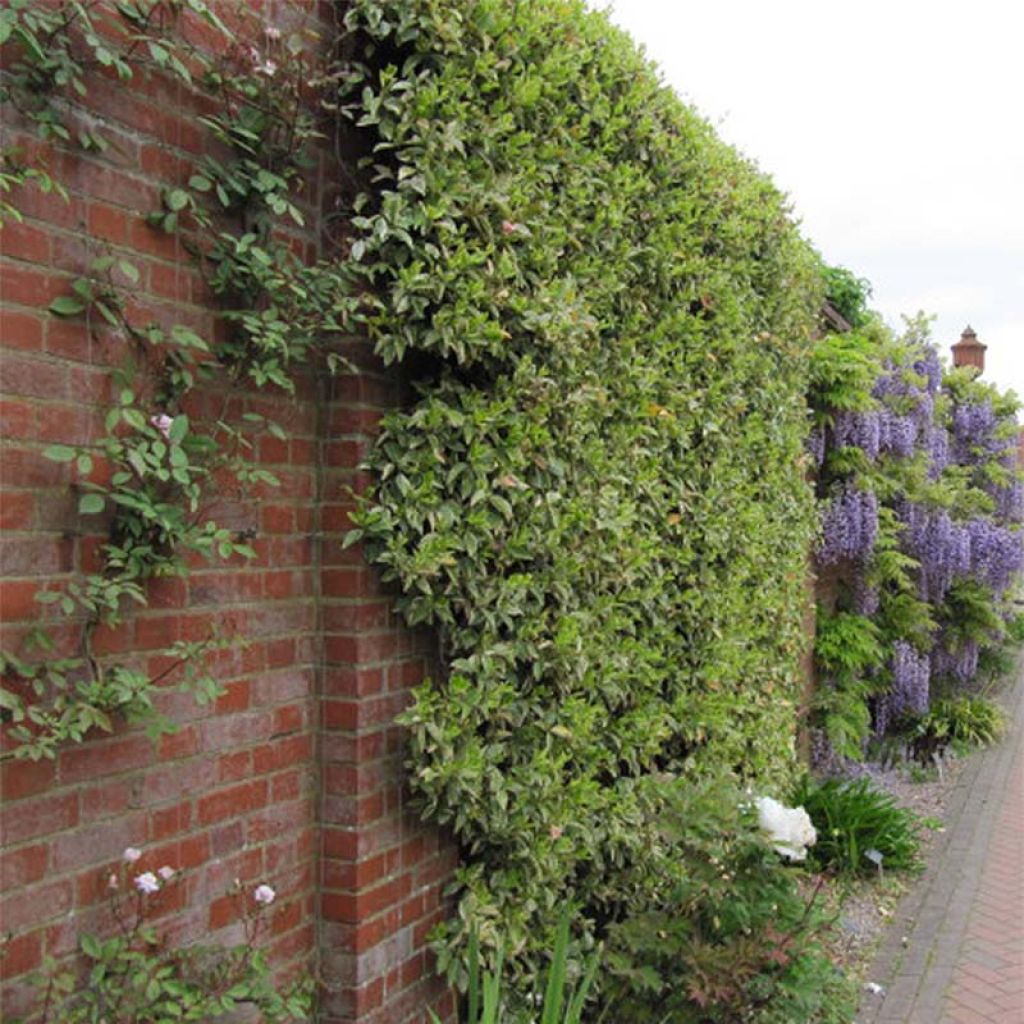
[123, 847, 142, 863]
[108, 873, 119, 890]
[158, 866, 175, 881]
[253, 884, 276, 905]
[134, 872, 160, 894]
[755, 795, 817, 862]
[150, 414, 173, 439]
[255, 59, 277, 77]
[265, 26, 281, 40]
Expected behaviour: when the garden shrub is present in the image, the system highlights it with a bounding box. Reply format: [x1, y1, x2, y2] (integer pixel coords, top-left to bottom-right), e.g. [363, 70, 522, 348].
[337, 0, 822, 1011]
[903, 694, 1007, 759]
[792, 776, 921, 877]
[602, 776, 856, 1023]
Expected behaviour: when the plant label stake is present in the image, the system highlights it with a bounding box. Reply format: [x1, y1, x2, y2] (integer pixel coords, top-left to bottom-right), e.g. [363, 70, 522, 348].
[864, 848, 884, 880]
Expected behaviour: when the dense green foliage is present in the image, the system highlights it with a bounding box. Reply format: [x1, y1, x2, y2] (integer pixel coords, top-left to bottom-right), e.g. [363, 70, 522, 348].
[906, 694, 1007, 758]
[822, 266, 872, 330]
[339, 0, 823, 1010]
[602, 777, 857, 1023]
[792, 776, 921, 876]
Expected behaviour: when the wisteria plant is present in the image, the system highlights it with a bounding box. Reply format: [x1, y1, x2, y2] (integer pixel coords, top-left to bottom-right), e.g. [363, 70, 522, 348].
[809, 299, 1023, 766]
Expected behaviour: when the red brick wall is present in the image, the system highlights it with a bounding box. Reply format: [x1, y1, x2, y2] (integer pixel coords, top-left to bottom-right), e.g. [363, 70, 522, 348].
[0, 5, 454, 1021]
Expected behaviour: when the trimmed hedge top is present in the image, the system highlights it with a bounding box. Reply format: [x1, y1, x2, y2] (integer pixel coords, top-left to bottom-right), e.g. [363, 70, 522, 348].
[341, 0, 823, 1007]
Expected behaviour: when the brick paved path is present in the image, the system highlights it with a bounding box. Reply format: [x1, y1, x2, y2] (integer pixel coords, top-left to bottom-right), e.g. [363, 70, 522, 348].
[860, 670, 1024, 1023]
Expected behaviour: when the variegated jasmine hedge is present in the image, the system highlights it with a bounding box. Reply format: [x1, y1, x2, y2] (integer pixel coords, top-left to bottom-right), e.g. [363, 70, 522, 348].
[338, 0, 824, 1009]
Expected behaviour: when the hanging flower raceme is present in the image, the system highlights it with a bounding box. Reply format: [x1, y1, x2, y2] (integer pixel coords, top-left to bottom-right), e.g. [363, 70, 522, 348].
[806, 424, 826, 468]
[875, 640, 930, 735]
[913, 346, 943, 394]
[898, 503, 971, 602]
[951, 401, 1000, 464]
[967, 518, 1024, 594]
[995, 478, 1024, 522]
[878, 409, 917, 458]
[924, 424, 950, 478]
[931, 635, 980, 685]
[818, 487, 879, 565]
[833, 409, 881, 461]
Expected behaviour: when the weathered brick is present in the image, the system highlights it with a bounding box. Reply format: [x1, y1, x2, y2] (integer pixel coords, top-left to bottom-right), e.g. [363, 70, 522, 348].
[0, 10, 454, 1017]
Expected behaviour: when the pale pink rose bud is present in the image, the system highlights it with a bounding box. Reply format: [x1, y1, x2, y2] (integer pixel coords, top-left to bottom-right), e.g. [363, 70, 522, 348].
[253, 884, 276, 905]
[108, 873, 119, 889]
[123, 847, 142, 863]
[158, 866, 175, 881]
[150, 414, 173, 439]
[501, 220, 518, 236]
[549, 825, 563, 840]
[134, 872, 160, 895]
[265, 26, 281, 40]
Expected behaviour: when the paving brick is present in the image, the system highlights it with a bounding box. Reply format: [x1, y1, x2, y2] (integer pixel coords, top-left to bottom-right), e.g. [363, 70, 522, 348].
[862, 667, 1024, 1024]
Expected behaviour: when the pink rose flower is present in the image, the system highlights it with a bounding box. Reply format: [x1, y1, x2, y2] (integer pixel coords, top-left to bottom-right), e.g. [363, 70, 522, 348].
[501, 220, 519, 236]
[150, 414, 173, 439]
[158, 866, 175, 881]
[123, 847, 142, 863]
[253, 884, 276, 905]
[134, 872, 160, 895]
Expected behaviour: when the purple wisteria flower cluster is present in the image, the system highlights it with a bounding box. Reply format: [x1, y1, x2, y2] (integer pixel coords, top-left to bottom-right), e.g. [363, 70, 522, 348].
[818, 488, 878, 565]
[967, 516, 1024, 592]
[875, 640, 931, 735]
[930, 636, 980, 686]
[950, 401, 1001, 464]
[897, 505, 1024, 603]
[898, 503, 971, 602]
[816, 332, 1024, 741]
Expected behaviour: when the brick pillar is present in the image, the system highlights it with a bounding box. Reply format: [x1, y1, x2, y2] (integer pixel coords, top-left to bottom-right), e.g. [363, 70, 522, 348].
[317, 351, 456, 1023]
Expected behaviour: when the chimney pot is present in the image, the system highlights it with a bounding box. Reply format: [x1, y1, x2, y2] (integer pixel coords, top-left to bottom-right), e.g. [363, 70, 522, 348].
[951, 324, 986, 373]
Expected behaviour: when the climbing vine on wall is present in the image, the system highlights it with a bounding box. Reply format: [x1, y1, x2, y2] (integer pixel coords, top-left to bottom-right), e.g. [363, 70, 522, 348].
[808, 295, 1023, 766]
[0, 0, 355, 759]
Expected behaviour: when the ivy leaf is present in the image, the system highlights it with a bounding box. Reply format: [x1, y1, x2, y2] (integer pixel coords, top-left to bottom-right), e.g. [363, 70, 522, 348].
[168, 415, 189, 444]
[78, 494, 105, 516]
[118, 260, 140, 285]
[165, 188, 190, 211]
[44, 445, 76, 463]
[49, 296, 86, 317]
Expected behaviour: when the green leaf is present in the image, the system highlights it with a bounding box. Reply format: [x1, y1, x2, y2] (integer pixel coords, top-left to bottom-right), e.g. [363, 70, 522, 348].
[49, 296, 86, 317]
[78, 493, 105, 515]
[165, 188, 190, 211]
[118, 260, 140, 284]
[44, 445, 76, 463]
[168, 415, 189, 444]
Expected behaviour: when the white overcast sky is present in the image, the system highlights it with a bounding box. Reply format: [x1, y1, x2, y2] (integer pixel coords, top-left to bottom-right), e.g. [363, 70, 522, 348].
[603, 0, 1024, 399]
